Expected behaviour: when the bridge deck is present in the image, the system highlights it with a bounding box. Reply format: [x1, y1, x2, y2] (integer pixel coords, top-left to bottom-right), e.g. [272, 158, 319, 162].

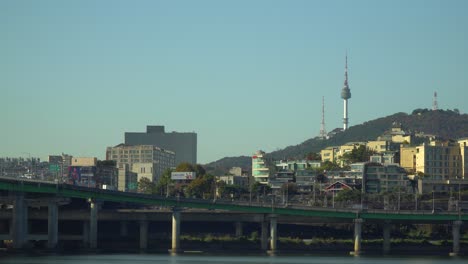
[0, 177, 466, 222]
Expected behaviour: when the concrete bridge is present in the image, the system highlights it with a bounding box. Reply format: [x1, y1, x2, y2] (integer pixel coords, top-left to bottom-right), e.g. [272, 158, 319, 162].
[0, 177, 466, 255]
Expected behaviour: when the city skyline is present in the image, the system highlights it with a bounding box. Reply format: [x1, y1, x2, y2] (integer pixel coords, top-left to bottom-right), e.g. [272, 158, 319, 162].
[2, 0, 468, 163]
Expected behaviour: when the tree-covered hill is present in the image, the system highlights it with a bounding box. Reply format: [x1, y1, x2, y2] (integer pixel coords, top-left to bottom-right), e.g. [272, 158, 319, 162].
[204, 109, 468, 175]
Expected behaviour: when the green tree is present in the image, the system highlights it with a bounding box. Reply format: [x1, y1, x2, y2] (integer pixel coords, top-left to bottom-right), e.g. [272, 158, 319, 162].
[185, 174, 215, 198]
[250, 181, 262, 195]
[175, 162, 206, 177]
[250, 181, 271, 200]
[316, 173, 328, 183]
[341, 145, 375, 165]
[305, 152, 321, 161]
[319, 161, 341, 172]
[155, 168, 174, 196]
[281, 182, 298, 195]
[138, 177, 156, 194]
[334, 189, 361, 203]
[219, 184, 246, 200]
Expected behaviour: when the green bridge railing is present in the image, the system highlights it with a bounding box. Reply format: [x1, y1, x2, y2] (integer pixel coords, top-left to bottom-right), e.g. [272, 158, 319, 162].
[0, 177, 466, 222]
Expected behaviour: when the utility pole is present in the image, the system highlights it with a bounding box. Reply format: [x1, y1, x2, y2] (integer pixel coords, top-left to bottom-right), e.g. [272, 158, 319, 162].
[332, 191, 335, 208]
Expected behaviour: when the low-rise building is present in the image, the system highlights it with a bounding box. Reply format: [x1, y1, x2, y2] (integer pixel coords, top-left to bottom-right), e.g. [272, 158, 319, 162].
[275, 160, 321, 171]
[217, 175, 249, 188]
[369, 151, 399, 164]
[320, 142, 366, 164]
[295, 170, 316, 193]
[269, 171, 294, 189]
[366, 140, 391, 153]
[117, 163, 138, 192]
[321, 146, 339, 163]
[362, 163, 408, 193]
[68, 157, 97, 187]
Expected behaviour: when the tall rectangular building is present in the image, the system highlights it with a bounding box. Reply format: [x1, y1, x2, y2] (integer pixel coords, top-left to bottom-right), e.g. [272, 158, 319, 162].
[125, 125, 197, 165]
[252, 150, 269, 185]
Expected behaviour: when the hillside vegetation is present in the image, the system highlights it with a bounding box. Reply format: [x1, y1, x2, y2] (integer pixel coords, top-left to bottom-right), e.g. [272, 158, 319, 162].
[204, 109, 468, 175]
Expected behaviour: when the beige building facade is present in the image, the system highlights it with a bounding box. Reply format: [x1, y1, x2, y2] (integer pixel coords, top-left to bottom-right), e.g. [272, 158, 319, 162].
[320, 147, 339, 163]
[400, 146, 417, 173]
[131, 163, 154, 182]
[366, 140, 391, 153]
[320, 142, 366, 164]
[71, 157, 97, 167]
[414, 140, 466, 181]
[107, 144, 175, 185]
[458, 138, 468, 179]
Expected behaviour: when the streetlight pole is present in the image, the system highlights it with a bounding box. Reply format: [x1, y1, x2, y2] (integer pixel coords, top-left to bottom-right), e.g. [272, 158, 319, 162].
[458, 178, 461, 219]
[312, 180, 316, 206]
[398, 187, 401, 211]
[432, 187, 435, 213]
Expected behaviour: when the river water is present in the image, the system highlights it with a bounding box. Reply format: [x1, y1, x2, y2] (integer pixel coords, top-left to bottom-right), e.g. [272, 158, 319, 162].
[0, 254, 467, 264]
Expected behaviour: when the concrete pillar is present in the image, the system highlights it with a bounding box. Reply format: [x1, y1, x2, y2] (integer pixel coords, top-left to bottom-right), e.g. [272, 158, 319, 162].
[82, 221, 89, 246]
[269, 217, 278, 253]
[9, 219, 13, 238]
[235, 222, 243, 238]
[383, 221, 391, 255]
[120, 221, 128, 237]
[450, 220, 462, 256]
[12, 194, 28, 249]
[47, 201, 58, 249]
[261, 221, 268, 251]
[139, 220, 148, 250]
[351, 218, 364, 256]
[89, 200, 98, 249]
[170, 209, 181, 254]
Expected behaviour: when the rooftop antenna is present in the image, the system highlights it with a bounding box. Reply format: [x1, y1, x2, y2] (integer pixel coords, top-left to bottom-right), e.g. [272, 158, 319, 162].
[319, 96, 327, 139]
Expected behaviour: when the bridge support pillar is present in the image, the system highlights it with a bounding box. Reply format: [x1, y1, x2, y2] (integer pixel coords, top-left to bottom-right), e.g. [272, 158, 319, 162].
[47, 201, 58, 249]
[89, 199, 98, 249]
[120, 221, 128, 237]
[449, 220, 462, 256]
[235, 222, 243, 238]
[170, 209, 181, 254]
[261, 221, 268, 251]
[12, 194, 28, 249]
[383, 220, 391, 255]
[139, 220, 148, 251]
[351, 218, 363, 256]
[269, 217, 278, 254]
[82, 221, 89, 246]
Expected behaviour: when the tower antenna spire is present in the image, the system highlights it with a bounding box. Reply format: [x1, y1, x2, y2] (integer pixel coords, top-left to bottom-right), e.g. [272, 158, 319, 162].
[319, 96, 327, 139]
[433, 91, 438, 110]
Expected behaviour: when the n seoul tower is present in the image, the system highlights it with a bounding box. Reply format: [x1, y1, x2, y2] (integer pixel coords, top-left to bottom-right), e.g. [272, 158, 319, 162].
[341, 55, 351, 130]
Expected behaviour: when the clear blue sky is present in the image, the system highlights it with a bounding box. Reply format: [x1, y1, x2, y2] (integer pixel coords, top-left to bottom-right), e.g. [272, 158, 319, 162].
[2, 0, 468, 164]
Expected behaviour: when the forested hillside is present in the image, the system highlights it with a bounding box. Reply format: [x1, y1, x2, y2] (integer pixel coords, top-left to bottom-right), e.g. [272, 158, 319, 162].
[204, 109, 468, 175]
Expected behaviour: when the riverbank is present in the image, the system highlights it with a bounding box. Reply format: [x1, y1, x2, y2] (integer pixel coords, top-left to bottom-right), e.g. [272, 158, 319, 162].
[3, 237, 466, 256]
